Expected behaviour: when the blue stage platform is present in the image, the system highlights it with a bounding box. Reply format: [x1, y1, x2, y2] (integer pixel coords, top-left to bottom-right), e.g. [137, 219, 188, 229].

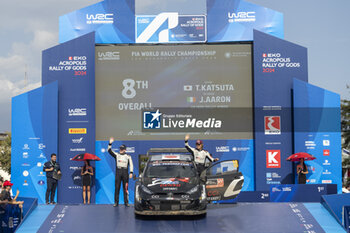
[16, 203, 345, 233]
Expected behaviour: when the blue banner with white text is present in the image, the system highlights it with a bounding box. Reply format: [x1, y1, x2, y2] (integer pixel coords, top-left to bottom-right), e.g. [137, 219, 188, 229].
[42, 33, 96, 204]
[293, 79, 342, 193]
[253, 30, 308, 191]
[11, 82, 58, 204]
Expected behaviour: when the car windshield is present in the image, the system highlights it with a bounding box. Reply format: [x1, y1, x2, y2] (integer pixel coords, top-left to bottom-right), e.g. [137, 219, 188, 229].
[144, 162, 197, 178]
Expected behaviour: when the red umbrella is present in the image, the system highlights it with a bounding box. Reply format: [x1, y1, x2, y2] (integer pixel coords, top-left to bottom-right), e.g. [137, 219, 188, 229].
[71, 153, 101, 161]
[286, 152, 316, 162]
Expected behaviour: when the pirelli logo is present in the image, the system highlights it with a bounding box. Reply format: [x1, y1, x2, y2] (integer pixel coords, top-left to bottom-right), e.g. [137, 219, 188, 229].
[69, 128, 87, 134]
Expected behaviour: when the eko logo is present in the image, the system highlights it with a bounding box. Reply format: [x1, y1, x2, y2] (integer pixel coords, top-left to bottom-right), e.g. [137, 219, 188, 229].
[264, 116, 281, 135]
[121, 79, 148, 99]
[136, 13, 179, 43]
[266, 150, 281, 168]
[143, 109, 162, 129]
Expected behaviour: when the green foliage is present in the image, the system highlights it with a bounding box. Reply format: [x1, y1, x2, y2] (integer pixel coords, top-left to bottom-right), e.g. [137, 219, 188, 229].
[0, 132, 11, 174]
[342, 96, 350, 149]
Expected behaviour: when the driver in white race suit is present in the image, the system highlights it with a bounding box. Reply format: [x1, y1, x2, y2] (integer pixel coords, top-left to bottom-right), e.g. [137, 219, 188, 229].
[108, 137, 134, 207]
[184, 134, 219, 174]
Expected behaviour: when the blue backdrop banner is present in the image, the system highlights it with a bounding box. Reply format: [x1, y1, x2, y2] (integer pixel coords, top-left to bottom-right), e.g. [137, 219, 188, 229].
[59, 0, 283, 44]
[42, 33, 96, 204]
[293, 79, 342, 193]
[253, 30, 308, 191]
[207, 0, 284, 42]
[95, 139, 254, 204]
[11, 82, 58, 204]
[59, 0, 135, 44]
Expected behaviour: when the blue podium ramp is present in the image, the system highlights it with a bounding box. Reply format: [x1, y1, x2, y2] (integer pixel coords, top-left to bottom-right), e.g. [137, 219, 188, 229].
[36, 203, 328, 233]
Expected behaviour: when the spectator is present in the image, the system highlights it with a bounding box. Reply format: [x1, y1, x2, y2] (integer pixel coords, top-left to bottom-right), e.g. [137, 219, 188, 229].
[0, 181, 24, 208]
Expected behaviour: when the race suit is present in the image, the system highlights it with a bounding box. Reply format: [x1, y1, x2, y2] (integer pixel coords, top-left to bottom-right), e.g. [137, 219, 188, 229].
[108, 144, 134, 205]
[185, 140, 214, 174]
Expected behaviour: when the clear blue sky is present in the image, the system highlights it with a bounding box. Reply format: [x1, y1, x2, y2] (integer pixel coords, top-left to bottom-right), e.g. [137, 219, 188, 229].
[0, 0, 349, 132]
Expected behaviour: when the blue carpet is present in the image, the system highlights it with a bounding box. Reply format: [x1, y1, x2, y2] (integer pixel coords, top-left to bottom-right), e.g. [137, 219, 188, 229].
[304, 203, 346, 233]
[16, 204, 55, 233]
[37, 203, 325, 233]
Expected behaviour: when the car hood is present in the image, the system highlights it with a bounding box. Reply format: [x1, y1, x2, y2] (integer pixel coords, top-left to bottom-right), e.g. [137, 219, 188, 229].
[143, 177, 199, 193]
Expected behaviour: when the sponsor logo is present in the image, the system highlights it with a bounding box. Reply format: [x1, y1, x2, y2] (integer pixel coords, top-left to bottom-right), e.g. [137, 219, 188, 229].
[68, 186, 82, 189]
[207, 190, 220, 197]
[23, 170, 29, 177]
[228, 11, 256, 23]
[232, 147, 250, 152]
[69, 166, 82, 171]
[69, 128, 87, 134]
[322, 169, 331, 175]
[305, 141, 316, 149]
[98, 51, 120, 61]
[136, 13, 179, 43]
[37, 162, 42, 167]
[147, 178, 189, 187]
[184, 85, 193, 91]
[264, 116, 281, 135]
[126, 147, 135, 153]
[38, 180, 45, 185]
[21, 163, 30, 166]
[322, 160, 330, 166]
[272, 187, 281, 192]
[322, 180, 332, 184]
[216, 146, 230, 153]
[38, 172, 45, 177]
[68, 108, 87, 116]
[206, 178, 224, 189]
[23, 180, 29, 186]
[309, 179, 316, 183]
[73, 176, 81, 181]
[72, 137, 83, 144]
[266, 150, 281, 168]
[86, 13, 114, 24]
[23, 152, 29, 158]
[38, 153, 46, 159]
[323, 140, 330, 146]
[38, 143, 46, 149]
[323, 149, 330, 156]
[70, 148, 86, 152]
[23, 144, 30, 150]
[317, 186, 325, 192]
[143, 109, 162, 129]
[282, 187, 292, 192]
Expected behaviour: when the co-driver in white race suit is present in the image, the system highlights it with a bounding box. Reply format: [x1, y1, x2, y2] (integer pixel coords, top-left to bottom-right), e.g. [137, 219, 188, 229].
[108, 137, 133, 207]
[184, 134, 219, 174]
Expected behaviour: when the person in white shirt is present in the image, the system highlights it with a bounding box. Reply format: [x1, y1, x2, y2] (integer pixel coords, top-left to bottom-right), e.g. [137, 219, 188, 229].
[185, 134, 219, 174]
[108, 137, 133, 207]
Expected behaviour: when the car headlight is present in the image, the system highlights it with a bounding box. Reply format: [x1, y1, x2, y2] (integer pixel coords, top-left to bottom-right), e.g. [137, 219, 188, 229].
[140, 185, 153, 194]
[187, 186, 199, 194]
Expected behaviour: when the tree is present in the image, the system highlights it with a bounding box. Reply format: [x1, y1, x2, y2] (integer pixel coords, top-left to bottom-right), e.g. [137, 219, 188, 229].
[0, 132, 11, 174]
[342, 96, 350, 148]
